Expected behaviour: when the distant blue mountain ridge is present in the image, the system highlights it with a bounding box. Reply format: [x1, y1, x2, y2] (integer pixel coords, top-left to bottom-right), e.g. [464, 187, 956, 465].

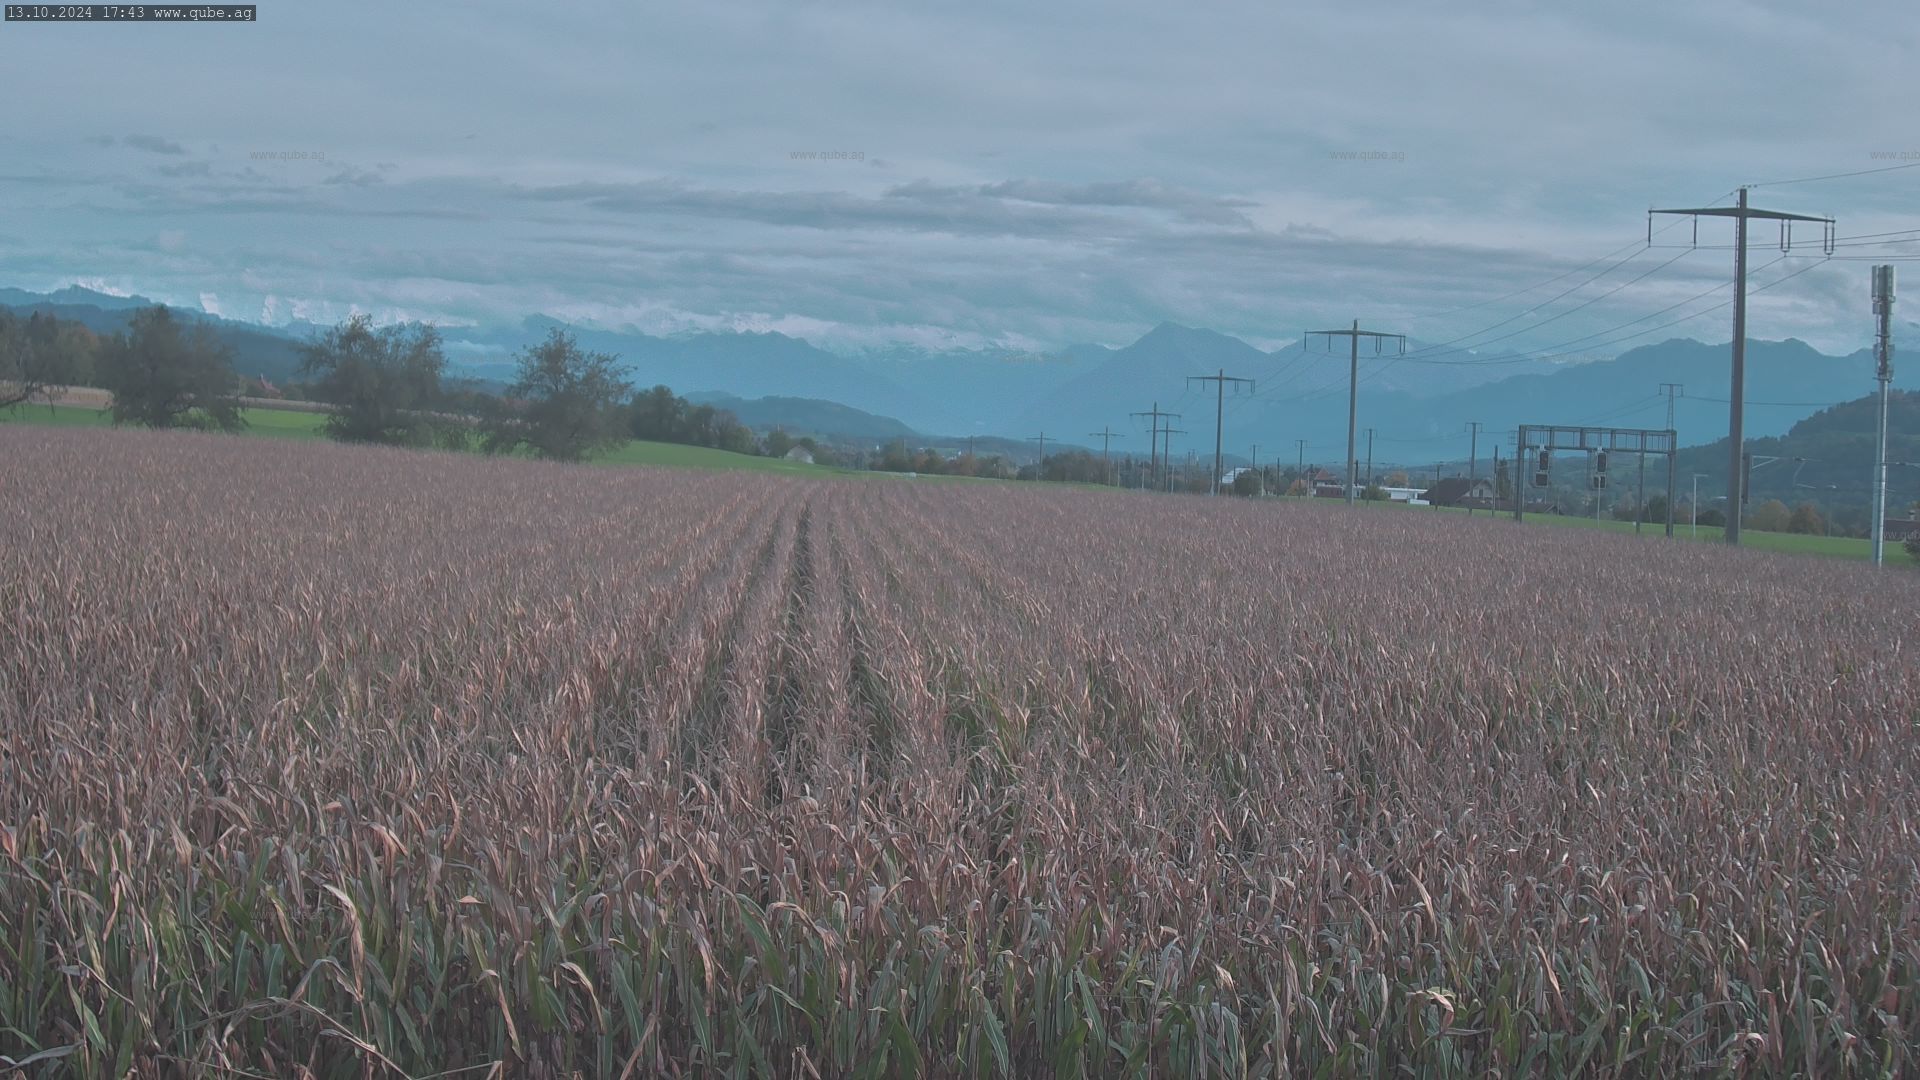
[0, 286, 1890, 462]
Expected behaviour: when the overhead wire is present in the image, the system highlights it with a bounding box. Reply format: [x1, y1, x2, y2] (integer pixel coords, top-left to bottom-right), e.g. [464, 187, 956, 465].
[1125, 183, 1872, 426]
[1393, 253, 1797, 367]
[1395, 246, 1696, 364]
[1747, 161, 1920, 188]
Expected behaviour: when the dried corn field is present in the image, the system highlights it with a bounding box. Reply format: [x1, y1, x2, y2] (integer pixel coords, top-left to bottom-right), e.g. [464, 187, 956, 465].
[3, 426, 1919, 1077]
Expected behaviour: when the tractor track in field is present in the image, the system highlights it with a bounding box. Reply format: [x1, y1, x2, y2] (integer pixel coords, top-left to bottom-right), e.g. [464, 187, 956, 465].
[759, 499, 813, 805]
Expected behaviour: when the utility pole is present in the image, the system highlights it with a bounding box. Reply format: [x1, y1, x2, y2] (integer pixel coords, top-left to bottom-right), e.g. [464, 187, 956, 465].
[1295, 439, 1307, 495]
[1587, 451, 1599, 521]
[1651, 188, 1833, 546]
[1251, 443, 1261, 495]
[1305, 320, 1406, 506]
[1131, 402, 1180, 492]
[1465, 420, 1482, 516]
[1029, 432, 1048, 480]
[1873, 265, 1897, 566]
[1365, 428, 1376, 488]
[1659, 383, 1684, 432]
[1186, 368, 1255, 496]
[1635, 450, 1647, 536]
[1088, 426, 1122, 487]
[1162, 428, 1188, 492]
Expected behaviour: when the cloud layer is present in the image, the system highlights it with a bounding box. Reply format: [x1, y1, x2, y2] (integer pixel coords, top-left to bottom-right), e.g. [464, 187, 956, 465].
[2, 0, 1914, 356]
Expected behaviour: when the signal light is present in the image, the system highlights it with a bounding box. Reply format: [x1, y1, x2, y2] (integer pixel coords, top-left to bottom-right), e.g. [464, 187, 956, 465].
[1595, 450, 1608, 473]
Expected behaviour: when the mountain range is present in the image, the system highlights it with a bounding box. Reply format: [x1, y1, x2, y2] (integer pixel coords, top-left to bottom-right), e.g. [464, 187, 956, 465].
[2, 286, 1902, 466]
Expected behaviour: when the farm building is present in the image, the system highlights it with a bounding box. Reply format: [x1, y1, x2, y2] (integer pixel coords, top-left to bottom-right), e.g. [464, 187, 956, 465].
[1421, 477, 1493, 508]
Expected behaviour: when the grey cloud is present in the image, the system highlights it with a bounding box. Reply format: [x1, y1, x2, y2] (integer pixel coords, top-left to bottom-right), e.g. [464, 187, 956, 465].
[515, 178, 1115, 238]
[123, 134, 188, 155]
[901, 178, 1257, 227]
[4, 0, 1904, 358]
[515, 176, 1247, 240]
[323, 167, 386, 187]
[157, 161, 214, 178]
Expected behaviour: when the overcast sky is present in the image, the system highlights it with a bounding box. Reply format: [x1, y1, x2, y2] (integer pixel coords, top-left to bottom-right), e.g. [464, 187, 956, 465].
[3, 0, 1916, 355]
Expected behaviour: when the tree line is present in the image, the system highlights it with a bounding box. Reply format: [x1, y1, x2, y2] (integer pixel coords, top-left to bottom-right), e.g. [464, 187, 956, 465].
[0, 306, 822, 464]
[9, 304, 1920, 557]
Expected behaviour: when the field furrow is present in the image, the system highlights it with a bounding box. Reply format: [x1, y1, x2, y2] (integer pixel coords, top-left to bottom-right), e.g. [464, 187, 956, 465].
[4, 427, 1919, 1077]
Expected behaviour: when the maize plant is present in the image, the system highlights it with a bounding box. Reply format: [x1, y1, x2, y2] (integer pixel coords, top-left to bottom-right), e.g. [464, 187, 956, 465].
[2, 426, 1917, 1077]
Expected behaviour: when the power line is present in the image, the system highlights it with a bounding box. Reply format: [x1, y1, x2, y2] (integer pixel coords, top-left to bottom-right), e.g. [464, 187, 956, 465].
[1571, 394, 1664, 426]
[1748, 160, 1920, 188]
[1374, 431, 1467, 446]
[1398, 245, 1694, 362]
[1395, 252, 1809, 368]
[1686, 395, 1848, 408]
[1400, 235, 1661, 324]
[1396, 189, 1733, 324]
[1258, 256, 1832, 442]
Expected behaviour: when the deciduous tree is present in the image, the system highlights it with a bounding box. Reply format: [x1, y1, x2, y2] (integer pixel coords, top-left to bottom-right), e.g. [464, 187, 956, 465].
[483, 329, 632, 462]
[1746, 498, 1792, 533]
[1787, 502, 1826, 535]
[0, 311, 93, 413]
[299, 315, 449, 447]
[98, 306, 243, 432]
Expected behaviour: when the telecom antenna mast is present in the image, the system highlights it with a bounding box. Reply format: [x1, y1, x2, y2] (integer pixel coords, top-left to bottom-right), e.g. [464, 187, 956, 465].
[1872, 265, 1896, 566]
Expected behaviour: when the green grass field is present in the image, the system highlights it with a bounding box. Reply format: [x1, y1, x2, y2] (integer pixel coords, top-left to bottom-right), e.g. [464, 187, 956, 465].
[7, 402, 837, 474]
[10, 402, 331, 439]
